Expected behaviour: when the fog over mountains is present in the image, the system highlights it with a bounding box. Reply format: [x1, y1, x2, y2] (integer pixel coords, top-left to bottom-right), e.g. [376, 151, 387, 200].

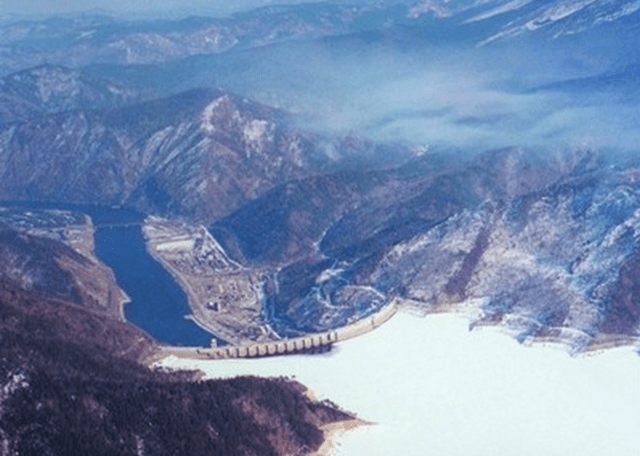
[0, 0, 637, 346]
[0, 0, 638, 347]
[0, 1, 639, 454]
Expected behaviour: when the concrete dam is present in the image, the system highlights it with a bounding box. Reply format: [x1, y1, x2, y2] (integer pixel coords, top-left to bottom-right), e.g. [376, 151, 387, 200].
[162, 300, 398, 360]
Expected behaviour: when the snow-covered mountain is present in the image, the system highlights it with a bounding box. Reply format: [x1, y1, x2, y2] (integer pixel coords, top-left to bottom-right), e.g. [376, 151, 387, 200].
[0, 0, 638, 353]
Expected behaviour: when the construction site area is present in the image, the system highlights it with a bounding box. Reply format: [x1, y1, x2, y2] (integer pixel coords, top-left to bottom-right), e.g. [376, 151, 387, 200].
[143, 216, 278, 346]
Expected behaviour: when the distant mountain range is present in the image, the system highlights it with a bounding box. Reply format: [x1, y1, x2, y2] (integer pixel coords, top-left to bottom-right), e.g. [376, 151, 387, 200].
[0, 81, 410, 222]
[0, 64, 145, 123]
[0, 1, 638, 351]
[407, 0, 640, 42]
[1, 0, 639, 74]
[0, 2, 639, 453]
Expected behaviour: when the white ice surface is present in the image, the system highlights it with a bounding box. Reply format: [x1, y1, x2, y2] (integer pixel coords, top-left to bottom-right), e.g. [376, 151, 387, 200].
[158, 311, 640, 456]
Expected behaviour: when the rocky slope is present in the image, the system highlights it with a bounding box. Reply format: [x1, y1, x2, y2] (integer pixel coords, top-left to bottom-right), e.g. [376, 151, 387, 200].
[209, 149, 640, 352]
[368, 152, 640, 351]
[0, 87, 406, 224]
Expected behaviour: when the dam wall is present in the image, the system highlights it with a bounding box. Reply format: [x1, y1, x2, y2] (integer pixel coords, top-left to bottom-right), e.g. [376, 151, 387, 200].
[334, 299, 397, 342]
[162, 300, 398, 361]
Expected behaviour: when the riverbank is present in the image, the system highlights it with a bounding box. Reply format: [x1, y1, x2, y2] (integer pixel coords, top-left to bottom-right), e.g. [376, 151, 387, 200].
[94, 224, 214, 347]
[142, 216, 273, 346]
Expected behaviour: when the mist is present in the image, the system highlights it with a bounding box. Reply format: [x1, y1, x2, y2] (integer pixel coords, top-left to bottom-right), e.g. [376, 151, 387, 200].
[1, 0, 396, 20]
[188, 29, 640, 155]
[4, 1, 638, 156]
[0, 0, 318, 19]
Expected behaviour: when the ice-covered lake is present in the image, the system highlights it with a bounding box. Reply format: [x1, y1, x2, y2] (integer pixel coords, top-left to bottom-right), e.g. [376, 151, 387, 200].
[158, 310, 640, 456]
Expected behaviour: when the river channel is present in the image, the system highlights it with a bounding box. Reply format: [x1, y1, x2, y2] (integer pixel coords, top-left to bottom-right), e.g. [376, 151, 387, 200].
[94, 224, 214, 347]
[1, 202, 214, 346]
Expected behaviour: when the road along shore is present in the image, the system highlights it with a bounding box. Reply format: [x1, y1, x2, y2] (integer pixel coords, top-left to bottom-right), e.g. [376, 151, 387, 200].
[156, 299, 398, 361]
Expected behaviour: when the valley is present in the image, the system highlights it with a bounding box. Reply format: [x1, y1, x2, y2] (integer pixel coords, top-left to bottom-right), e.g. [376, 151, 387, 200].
[1, 1, 640, 454]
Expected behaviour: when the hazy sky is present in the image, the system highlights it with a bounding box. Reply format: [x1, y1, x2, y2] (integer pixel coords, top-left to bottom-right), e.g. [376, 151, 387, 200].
[0, 0, 337, 18]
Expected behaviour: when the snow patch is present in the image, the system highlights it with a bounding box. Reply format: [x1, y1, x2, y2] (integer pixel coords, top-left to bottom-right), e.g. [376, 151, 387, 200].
[465, 0, 535, 23]
[201, 95, 230, 135]
[244, 119, 269, 142]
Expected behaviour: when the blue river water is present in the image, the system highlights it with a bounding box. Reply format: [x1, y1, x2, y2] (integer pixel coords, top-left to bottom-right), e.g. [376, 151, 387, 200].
[94, 225, 215, 347]
[1, 201, 215, 347]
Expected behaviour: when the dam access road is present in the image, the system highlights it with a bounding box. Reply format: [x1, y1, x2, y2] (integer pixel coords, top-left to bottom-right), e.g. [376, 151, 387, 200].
[159, 300, 398, 361]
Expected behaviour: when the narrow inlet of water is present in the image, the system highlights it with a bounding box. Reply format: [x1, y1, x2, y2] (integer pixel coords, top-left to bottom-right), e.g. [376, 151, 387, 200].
[94, 224, 215, 347]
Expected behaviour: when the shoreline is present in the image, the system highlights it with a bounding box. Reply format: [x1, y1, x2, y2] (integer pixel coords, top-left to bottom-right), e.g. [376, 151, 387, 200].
[311, 419, 373, 456]
[88, 217, 129, 322]
[141, 220, 260, 346]
[154, 353, 372, 456]
[152, 311, 640, 456]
